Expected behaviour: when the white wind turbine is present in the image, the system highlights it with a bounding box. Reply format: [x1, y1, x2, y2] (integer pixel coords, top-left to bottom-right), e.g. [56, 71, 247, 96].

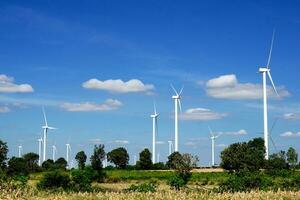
[66, 143, 71, 169]
[150, 101, 159, 164]
[38, 138, 43, 166]
[258, 30, 280, 160]
[168, 140, 173, 156]
[171, 85, 183, 152]
[209, 127, 221, 167]
[157, 153, 160, 163]
[52, 144, 57, 161]
[42, 108, 56, 162]
[18, 145, 22, 157]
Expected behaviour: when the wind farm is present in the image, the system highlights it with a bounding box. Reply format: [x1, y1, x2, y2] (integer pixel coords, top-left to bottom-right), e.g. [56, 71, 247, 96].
[0, 1, 300, 200]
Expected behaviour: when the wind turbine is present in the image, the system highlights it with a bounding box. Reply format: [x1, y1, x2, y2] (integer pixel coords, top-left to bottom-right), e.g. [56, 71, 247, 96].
[66, 143, 71, 169]
[168, 140, 173, 156]
[258, 30, 280, 160]
[18, 145, 22, 157]
[209, 127, 221, 167]
[171, 85, 183, 152]
[150, 101, 159, 164]
[157, 153, 160, 163]
[134, 155, 137, 165]
[42, 108, 56, 162]
[52, 144, 57, 161]
[38, 138, 42, 166]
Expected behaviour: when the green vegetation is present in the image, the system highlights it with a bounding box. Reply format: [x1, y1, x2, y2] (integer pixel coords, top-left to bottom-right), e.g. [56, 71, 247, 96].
[107, 147, 129, 169]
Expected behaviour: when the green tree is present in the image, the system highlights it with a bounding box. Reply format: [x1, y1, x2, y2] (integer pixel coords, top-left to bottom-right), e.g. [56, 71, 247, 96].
[220, 138, 265, 172]
[166, 152, 182, 169]
[42, 159, 54, 170]
[266, 151, 289, 172]
[287, 147, 298, 167]
[0, 139, 8, 170]
[23, 152, 39, 173]
[90, 144, 105, 171]
[75, 151, 87, 170]
[107, 147, 129, 169]
[136, 148, 152, 170]
[7, 157, 28, 176]
[55, 157, 68, 170]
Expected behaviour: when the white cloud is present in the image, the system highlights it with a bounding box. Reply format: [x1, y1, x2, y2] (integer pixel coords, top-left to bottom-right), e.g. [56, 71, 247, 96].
[222, 129, 247, 136]
[0, 74, 34, 93]
[88, 138, 102, 144]
[61, 99, 122, 112]
[114, 140, 129, 144]
[82, 78, 154, 94]
[283, 113, 300, 120]
[156, 141, 165, 145]
[280, 131, 300, 137]
[184, 141, 197, 146]
[205, 74, 290, 100]
[216, 144, 227, 148]
[0, 106, 10, 113]
[179, 108, 228, 121]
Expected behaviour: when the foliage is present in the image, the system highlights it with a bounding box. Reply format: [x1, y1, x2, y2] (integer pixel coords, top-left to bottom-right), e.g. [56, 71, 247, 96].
[90, 144, 106, 171]
[55, 157, 68, 170]
[166, 152, 182, 169]
[107, 147, 129, 169]
[220, 138, 265, 172]
[23, 152, 40, 173]
[125, 181, 158, 193]
[71, 169, 93, 192]
[168, 174, 186, 190]
[37, 170, 70, 190]
[265, 151, 289, 176]
[136, 148, 152, 170]
[7, 157, 28, 176]
[287, 147, 298, 167]
[75, 150, 87, 170]
[42, 159, 54, 170]
[152, 162, 167, 170]
[0, 139, 8, 170]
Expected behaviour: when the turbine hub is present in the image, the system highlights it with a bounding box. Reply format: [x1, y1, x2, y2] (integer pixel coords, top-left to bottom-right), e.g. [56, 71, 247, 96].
[259, 67, 270, 73]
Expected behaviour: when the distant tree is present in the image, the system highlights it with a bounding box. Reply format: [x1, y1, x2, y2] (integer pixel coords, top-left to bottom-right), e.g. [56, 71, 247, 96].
[287, 147, 298, 167]
[220, 138, 265, 172]
[55, 157, 68, 170]
[0, 139, 8, 170]
[136, 148, 152, 170]
[23, 152, 39, 172]
[166, 152, 182, 169]
[75, 151, 87, 170]
[107, 147, 129, 169]
[7, 157, 28, 176]
[266, 151, 289, 172]
[90, 144, 105, 171]
[42, 159, 54, 170]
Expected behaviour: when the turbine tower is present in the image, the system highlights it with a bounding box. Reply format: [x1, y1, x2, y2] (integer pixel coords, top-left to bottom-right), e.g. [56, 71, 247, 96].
[168, 140, 173, 156]
[66, 143, 71, 169]
[171, 85, 183, 152]
[18, 145, 22, 157]
[209, 127, 220, 167]
[38, 138, 42, 166]
[42, 108, 56, 162]
[258, 30, 280, 160]
[150, 101, 159, 163]
[52, 145, 57, 161]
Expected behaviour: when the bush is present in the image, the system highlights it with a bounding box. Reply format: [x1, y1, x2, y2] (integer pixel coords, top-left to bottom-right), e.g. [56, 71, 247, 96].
[168, 174, 186, 190]
[125, 181, 157, 192]
[71, 169, 93, 192]
[37, 170, 70, 190]
[7, 157, 28, 176]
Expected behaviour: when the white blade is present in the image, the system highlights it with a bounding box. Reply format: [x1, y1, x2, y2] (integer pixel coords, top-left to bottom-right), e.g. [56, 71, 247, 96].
[178, 99, 182, 112]
[170, 84, 178, 95]
[48, 126, 57, 130]
[153, 100, 157, 115]
[267, 29, 275, 69]
[267, 71, 279, 97]
[179, 85, 184, 95]
[42, 107, 48, 126]
[208, 126, 214, 137]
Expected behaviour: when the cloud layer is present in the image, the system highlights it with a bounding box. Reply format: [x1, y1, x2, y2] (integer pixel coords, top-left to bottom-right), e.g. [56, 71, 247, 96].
[82, 78, 154, 94]
[61, 99, 122, 112]
[205, 74, 289, 100]
[0, 74, 34, 93]
[283, 113, 300, 120]
[0, 106, 10, 113]
[280, 131, 300, 137]
[179, 108, 228, 121]
[222, 129, 247, 136]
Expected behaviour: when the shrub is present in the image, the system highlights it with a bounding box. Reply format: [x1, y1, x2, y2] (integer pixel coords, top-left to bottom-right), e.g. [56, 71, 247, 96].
[125, 181, 157, 192]
[37, 170, 70, 190]
[168, 174, 186, 190]
[71, 169, 93, 192]
[7, 157, 28, 176]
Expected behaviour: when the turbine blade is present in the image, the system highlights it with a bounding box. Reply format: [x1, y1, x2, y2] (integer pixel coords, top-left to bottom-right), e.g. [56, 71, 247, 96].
[170, 84, 178, 95]
[269, 118, 278, 135]
[48, 127, 57, 130]
[179, 85, 184, 95]
[208, 126, 213, 137]
[153, 100, 157, 115]
[267, 29, 275, 69]
[270, 136, 278, 152]
[267, 71, 279, 97]
[42, 107, 48, 126]
[178, 99, 182, 112]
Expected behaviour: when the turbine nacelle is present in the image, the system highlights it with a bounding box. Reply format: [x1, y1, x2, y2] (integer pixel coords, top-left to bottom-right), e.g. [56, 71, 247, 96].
[172, 95, 181, 99]
[150, 114, 159, 118]
[258, 67, 270, 73]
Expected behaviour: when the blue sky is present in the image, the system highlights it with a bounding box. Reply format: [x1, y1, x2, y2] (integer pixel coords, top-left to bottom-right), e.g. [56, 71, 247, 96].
[0, 0, 300, 166]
